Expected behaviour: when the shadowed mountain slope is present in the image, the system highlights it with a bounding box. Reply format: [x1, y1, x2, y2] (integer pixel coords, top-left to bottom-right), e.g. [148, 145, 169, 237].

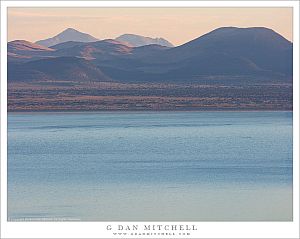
[161, 27, 292, 75]
[8, 57, 111, 82]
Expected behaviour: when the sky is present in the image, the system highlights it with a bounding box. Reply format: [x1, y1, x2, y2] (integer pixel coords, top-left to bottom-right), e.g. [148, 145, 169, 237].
[8, 7, 293, 46]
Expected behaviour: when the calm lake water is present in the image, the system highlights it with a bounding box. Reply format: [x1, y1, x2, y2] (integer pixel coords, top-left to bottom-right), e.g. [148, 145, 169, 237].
[8, 111, 293, 221]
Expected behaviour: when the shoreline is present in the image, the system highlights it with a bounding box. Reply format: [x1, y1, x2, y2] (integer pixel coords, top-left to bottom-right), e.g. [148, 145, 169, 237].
[7, 109, 293, 114]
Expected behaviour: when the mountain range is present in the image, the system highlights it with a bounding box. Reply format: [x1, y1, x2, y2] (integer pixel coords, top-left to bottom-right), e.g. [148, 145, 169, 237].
[8, 26, 292, 85]
[115, 34, 174, 47]
[34, 28, 173, 48]
[8, 26, 293, 111]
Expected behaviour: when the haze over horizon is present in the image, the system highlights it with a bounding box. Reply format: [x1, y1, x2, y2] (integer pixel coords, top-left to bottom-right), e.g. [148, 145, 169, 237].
[8, 7, 293, 45]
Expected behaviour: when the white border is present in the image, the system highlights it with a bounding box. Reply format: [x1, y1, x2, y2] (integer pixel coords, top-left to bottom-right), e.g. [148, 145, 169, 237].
[1, 1, 299, 238]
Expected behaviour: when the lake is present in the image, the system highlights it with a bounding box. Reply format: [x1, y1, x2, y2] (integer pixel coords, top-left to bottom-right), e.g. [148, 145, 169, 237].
[7, 111, 293, 221]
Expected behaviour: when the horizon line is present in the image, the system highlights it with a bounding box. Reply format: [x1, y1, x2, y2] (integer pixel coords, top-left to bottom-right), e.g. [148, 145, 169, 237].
[7, 25, 293, 47]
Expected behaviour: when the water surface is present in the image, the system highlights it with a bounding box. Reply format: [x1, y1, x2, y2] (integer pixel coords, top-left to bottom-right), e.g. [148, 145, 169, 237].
[8, 111, 293, 221]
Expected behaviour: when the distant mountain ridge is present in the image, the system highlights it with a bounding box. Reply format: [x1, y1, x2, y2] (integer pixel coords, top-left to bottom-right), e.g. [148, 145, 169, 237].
[98, 27, 292, 83]
[34, 28, 174, 48]
[8, 40, 55, 62]
[115, 34, 174, 47]
[36, 28, 99, 47]
[8, 27, 292, 85]
[8, 40, 54, 52]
